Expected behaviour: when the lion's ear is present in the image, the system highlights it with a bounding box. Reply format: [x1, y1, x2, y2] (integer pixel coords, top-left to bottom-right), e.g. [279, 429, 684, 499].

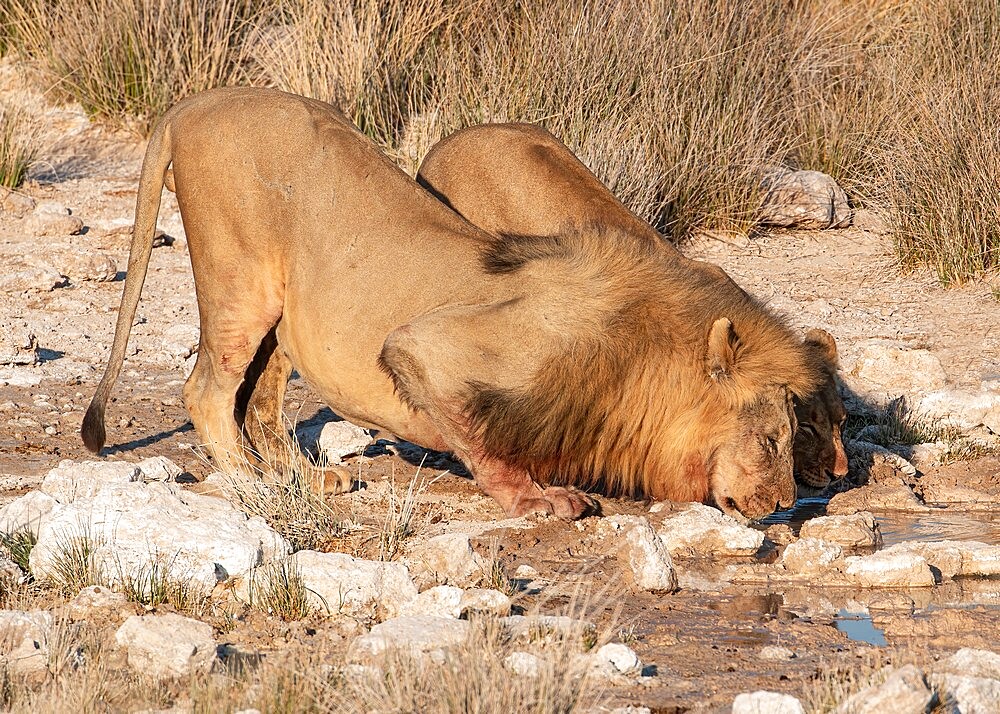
[707, 317, 738, 381]
[805, 327, 838, 367]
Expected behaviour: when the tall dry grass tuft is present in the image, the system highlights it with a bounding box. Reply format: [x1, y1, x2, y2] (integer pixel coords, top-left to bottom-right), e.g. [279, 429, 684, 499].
[249, 0, 457, 153]
[433, 0, 802, 239]
[245, 558, 313, 620]
[0, 98, 41, 188]
[1, 0, 260, 134]
[886, 1, 1000, 284]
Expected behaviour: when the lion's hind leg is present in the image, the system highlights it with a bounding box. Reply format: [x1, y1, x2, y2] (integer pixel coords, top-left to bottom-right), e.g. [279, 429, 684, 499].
[182, 290, 283, 477]
[380, 304, 598, 520]
[242, 334, 352, 496]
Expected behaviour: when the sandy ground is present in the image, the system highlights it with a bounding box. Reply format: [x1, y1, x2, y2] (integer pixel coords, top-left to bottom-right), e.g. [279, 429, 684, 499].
[2, 75, 1000, 712]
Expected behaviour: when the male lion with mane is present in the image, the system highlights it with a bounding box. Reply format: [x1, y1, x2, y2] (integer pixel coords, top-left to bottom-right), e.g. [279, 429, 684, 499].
[82, 87, 824, 521]
[416, 122, 849, 492]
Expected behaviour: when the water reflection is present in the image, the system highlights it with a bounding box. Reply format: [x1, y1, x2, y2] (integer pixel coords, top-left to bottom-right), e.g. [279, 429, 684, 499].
[756, 497, 1000, 546]
[834, 609, 888, 646]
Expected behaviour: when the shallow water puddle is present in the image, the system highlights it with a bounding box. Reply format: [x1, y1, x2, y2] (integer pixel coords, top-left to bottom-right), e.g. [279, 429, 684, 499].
[755, 497, 828, 533]
[876, 509, 1000, 546]
[757, 497, 1000, 546]
[834, 609, 888, 646]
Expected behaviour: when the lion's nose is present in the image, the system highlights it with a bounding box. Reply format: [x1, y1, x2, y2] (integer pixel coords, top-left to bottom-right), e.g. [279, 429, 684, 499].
[777, 482, 797, 510]
[833, 448, 849, 477]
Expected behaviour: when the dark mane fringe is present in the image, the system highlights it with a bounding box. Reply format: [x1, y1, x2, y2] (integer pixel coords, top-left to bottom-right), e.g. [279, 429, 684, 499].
[480, 232, 576, 274]
[464, 224, 824, 499]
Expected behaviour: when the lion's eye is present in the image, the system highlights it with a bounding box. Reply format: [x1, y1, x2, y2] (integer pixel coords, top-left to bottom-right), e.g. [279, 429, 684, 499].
[766, 436, 778, 451]
[799, 423, 818, 436]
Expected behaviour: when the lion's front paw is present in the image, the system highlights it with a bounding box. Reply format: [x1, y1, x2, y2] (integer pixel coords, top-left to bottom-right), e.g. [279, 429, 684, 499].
[509, 486, 599, 519]
[319, 464, 353, 496]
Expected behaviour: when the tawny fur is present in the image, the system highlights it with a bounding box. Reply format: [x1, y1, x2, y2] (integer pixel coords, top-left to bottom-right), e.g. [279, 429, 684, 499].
[83, 90, 823, 521]
[464, 228, 822, 502]
[418, 122, 848, 495]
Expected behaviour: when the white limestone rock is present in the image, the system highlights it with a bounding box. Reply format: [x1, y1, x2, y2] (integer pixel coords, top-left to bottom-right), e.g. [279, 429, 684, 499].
[758, 646, 796, 661]
[349, 615, 469, 662]
[0, 555, 23, 584]
[29, 480, 290, 592]
[758, 168, 851, 230]
[115, 613, 217, 679]
[881, 541, 1000, 580]
[598, 515, 677, 591]
[160, 324, 200, 364]
[939, 648, 1000, 680]
[317, 421, 373, 464]
[405, 533, 485, 588]
[835, 665, 934, 714]
[799, 513, 881, 549]
[284, 550, 417, 621]
[25, 204, 85, 237]
[67, 584, 131, 620]
[845, 340, 948, 398]
[933, 673, 1000, 714]
[0, 320, 38, 365]
[0, 266, 65, 293]
[502, 615, 596, 647]
[0, 610, 52, 675]
[0, 489, 57, 536]
[825, 479, 927, 516]
[504, 651, 543, 678]
[917, 381, 1000, 435]
[658, 503, 765, 557]
[54, 249, 117, 282]
[732, 691, 805, 714]
[781, 538, 843, 574]
[41, 459, 142, 504]
[398, 585, 464, 619]
[0, 187, 35, 217]
[136, 456, 185, 482]
[843, 551, 935, 588]
[460, 588, 512, 617]
[589, 642, 643, 678]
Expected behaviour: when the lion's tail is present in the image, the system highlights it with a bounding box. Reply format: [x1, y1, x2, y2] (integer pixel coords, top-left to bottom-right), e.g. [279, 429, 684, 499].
[81, 113, 174, 454]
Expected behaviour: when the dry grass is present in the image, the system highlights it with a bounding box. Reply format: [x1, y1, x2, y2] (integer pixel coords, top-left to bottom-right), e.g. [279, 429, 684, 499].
[45, 530, 105, 596]
[244, 557, 313, 620]
[0, 528, 36, 573]
[0, 0, 259, 133]
[115, 557, 211, 616]
[376, 466, 438, 561]
[844, 397, 964, 448]
[0, 98, 41, 188]
[803, 650, 949, 714]
[249, 0, 455, 157]
[1, 0, 997, 269]
[843, 396, 1000, 464]
[216, 431, 350, 552]
[0, 603, 601, 713]
[477, 537, 517, 597]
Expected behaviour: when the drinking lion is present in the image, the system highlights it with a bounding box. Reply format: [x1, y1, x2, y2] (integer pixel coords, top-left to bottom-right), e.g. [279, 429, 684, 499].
[83, 88, 823, 520]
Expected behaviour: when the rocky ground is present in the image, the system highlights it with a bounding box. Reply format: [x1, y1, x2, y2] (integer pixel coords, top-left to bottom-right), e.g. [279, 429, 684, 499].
[1, 71, 1000, 713]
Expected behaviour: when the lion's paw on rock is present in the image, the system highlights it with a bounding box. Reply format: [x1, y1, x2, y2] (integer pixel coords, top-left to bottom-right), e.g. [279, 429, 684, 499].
[511, 486, 599, 519]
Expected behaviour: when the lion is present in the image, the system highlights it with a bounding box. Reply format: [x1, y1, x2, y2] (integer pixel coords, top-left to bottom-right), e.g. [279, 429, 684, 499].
[416, 122, 849, 492]
[794, 328, 849, 489]
[82, 87, 823, 521]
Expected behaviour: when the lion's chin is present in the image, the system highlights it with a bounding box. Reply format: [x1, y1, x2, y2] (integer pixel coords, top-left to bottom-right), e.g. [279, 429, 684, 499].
[710, 489, 752, 525]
